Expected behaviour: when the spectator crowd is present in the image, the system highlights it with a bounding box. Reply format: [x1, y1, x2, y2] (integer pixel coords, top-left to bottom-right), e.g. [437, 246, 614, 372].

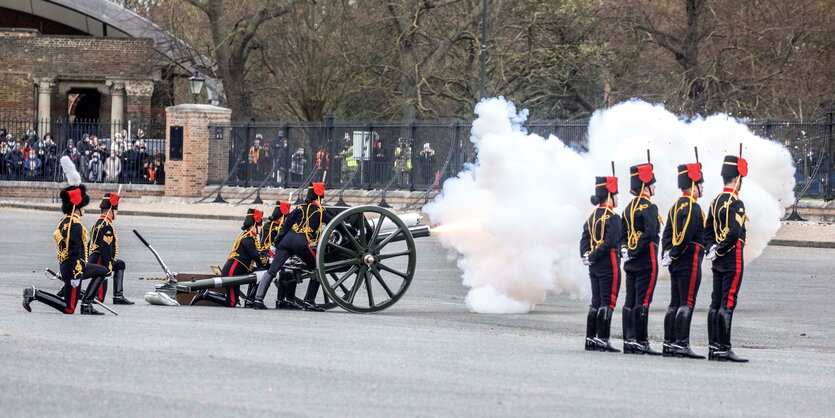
[0, 126, 165, 185]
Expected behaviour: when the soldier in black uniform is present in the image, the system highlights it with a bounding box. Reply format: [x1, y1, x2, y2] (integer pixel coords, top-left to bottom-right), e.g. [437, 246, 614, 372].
[619, 162, 662, 355]
[192, 208, 269, 307]
[661, 162, 706, 359]
[252, 182, 332, 311]
[22, 156, 108, 315]
[580, 175, 622, 352]
[88, 192, 134, 305]
[253, 200, 300, 309]
[705, 155, 749, 362]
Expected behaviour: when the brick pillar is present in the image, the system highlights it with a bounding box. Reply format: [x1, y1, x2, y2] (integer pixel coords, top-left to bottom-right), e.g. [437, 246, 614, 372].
[125, 80, 154, 122]
[164, 104, 231, 197]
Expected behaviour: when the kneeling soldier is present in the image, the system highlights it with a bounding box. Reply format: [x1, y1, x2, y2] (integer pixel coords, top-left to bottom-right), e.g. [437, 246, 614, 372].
[88, 192, 134, 305]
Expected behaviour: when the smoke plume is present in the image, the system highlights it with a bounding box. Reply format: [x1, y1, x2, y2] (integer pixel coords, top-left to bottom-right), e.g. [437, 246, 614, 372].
[424, 98, 795, 314]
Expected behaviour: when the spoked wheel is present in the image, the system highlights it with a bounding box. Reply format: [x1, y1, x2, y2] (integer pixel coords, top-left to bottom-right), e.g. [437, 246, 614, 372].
[317, 205, 416, 313]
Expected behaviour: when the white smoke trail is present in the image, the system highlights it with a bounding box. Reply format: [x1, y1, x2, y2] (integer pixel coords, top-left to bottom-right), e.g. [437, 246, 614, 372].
[424, 98, 795, 314]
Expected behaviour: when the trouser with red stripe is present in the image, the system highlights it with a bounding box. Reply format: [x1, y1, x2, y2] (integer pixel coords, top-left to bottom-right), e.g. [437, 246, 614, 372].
[623, 243, 659, 343]
[709, 242, 745, 348]
[587, 249, 621, 340]
[88, 256, 127, 302]
[256, 233, 318, 303]
[198, 258, 250, 307]
[664, 246, 703, 346]
[33, 260, 108, 314]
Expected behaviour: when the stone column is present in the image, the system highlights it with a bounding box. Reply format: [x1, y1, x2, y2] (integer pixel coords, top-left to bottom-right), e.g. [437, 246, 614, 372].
[164, 104, 231, 197]
[36, 77, 56, 137]
[125, 80, 154, 122]
[108, 80, 126, 137]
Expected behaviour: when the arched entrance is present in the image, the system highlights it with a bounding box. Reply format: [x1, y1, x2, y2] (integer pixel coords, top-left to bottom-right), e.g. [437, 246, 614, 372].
[67, 88, 102, 140]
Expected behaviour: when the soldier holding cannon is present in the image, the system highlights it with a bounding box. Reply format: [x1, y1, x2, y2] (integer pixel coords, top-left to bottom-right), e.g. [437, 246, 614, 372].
[661, 157, 706, 359]
[192, 208, 269, 307]
[580, 171, 622, 353]
[252, 182, 333, 311]
[88, 192, 134, 305]
[705, 153, 750, 363]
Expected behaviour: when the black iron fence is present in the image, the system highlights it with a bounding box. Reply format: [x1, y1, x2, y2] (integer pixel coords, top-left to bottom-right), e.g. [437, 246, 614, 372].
[210, 114, 833, 201]
[0, 118, 166, 184]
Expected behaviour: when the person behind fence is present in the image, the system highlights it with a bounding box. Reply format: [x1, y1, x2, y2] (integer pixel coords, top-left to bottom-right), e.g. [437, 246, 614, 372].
[88, 193, 134, 305]
[88, 149, 103, 182]
[316, 147, 331, 180]
[619, 161, 662, 356]
[249, 135, 262, 181]
[394, 137, 412, 187]
[251, 183, 332, 311]
[5, 142, 24, 179]
[581, 174, 622, 353]
[661, 160, 706, 359]
[291, 147, 306, 182]
[191, 209, 269, 307]
[24, 149, 42, 179]
[338, 142, 357, 183]
[272, 135, 288, 184]
[22, 156, 108, 315]
[42, 134, 58, 179]
[373, 134, 387, 182]
[704, 155, 750, 363]
[0, 141, 8, 178]
[105, 149, 121, 182]
[418, 143, 435, 185]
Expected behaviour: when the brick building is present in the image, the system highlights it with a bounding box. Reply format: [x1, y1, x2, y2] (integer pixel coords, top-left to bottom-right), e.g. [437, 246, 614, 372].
[0, 0, 218, 137]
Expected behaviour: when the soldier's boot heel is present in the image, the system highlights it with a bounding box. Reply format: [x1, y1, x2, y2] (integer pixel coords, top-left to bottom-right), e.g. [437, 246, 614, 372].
[80, 303, 104, 315]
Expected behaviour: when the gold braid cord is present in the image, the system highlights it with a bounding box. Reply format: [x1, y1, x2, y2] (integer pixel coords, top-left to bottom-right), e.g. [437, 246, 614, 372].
[54, 216, 88, 264]
[587, 207, 611, 252]
[292, 203, 325, 245]
[671, 183, 695, 248]
[626, 184, 649, 251]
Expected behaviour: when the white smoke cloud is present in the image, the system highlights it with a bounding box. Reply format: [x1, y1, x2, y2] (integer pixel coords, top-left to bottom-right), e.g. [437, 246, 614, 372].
[424, 98, 795, 314]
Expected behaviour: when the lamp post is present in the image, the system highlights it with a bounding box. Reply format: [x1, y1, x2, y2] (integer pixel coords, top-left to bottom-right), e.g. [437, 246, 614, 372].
[479, 0, 488, 99]
[188, 72, 205, 104]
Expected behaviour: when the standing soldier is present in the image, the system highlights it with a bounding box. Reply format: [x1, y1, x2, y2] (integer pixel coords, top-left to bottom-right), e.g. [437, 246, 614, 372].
[192, 208, 268, 307]
[252, 182, 333, 311]
[88, 192, 134, 305]
[580, 172, 622, 352]
[661, 157, 706, 359]
[705, 153, 750, 362]
[22, 156, 108, 315]
[619, 159, 662, 355]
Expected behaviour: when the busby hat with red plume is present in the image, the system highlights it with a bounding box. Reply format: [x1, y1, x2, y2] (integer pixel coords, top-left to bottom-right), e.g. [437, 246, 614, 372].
[306, 182, 325, 202]
[591, 176, 618, 205]
[721, 155, 748, 179]
[243, 208, 264, 230]
[100, 192, 120, 210]
[270, 201, 292, 219]
[677, 163, 704, 189]
[629, 163, 656, 194]
[59, 156, 89, 214]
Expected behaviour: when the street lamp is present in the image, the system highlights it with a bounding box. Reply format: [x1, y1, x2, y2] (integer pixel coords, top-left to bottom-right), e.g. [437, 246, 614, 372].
[188, 72, 205, 103]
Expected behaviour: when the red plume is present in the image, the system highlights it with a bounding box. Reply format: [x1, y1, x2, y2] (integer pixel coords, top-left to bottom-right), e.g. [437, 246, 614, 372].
[605, 177, 618, 194]
[279, 201, 291, 215]
[253, 209, 263, 223]
[637, 164, 654, 184]
[312, 182, 325, 196]
[737, 157, 748, 177]
[686, 163, 702, 182]
[68, 188, 82, 205]
[109, 193, 120, 207]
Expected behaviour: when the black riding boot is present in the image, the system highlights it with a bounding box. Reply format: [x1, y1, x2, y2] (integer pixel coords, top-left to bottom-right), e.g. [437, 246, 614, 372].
[707, 308, 719, 360]
[302, 279, 324, 312]
[595, 307, 620, 352]
[80, 275, 106, 315]
[24, 286, 75, 313]
[585, 306, 598, 351]
[662, 305, 678, 357]
[622, 307, 637, 354]
[190, 290, 230, 306]
[634, 306, 662, 355]
[112, 269, 134, 305]
[671, 307, 704, 359]
[278, 280, 303, 309]
[716, 308, 748, 363]
[251, 272, 276, 309]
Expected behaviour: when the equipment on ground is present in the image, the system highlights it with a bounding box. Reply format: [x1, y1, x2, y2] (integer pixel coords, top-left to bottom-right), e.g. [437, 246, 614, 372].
[137, 206, 429, 313]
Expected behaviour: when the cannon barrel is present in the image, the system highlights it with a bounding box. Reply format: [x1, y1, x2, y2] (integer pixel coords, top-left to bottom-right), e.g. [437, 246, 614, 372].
[176, 273, 259, 292]
[375, 225, 430, 244]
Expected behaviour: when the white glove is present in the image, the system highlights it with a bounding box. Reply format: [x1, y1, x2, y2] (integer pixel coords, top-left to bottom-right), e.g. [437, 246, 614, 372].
[269, 246, 276, 255]
[582, 255, 590, 266]
[71, 279, 80, 288]
[706, 245, 717, 261]
[620, 247, 629, 260]
[661, 252, 672, 267]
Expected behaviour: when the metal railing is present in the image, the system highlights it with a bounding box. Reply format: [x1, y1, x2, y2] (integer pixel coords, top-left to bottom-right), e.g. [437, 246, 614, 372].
[0, 118, 166, 184]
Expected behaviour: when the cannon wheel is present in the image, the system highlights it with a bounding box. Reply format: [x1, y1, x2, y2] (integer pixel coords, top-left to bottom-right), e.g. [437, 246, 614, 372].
[317, 205, 417, 313]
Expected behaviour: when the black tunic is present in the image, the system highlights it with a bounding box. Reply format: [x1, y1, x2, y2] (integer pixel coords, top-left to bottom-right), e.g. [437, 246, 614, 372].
[88, 215, 118, 272]
[705, 189, 747, 256]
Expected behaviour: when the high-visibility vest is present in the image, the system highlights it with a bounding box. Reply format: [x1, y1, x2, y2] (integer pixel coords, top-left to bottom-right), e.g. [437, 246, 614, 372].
[345, 147, 357, 167]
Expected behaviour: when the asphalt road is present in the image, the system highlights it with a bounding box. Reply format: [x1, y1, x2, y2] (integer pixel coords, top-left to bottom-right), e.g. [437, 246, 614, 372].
[0, 208, 833, 417]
